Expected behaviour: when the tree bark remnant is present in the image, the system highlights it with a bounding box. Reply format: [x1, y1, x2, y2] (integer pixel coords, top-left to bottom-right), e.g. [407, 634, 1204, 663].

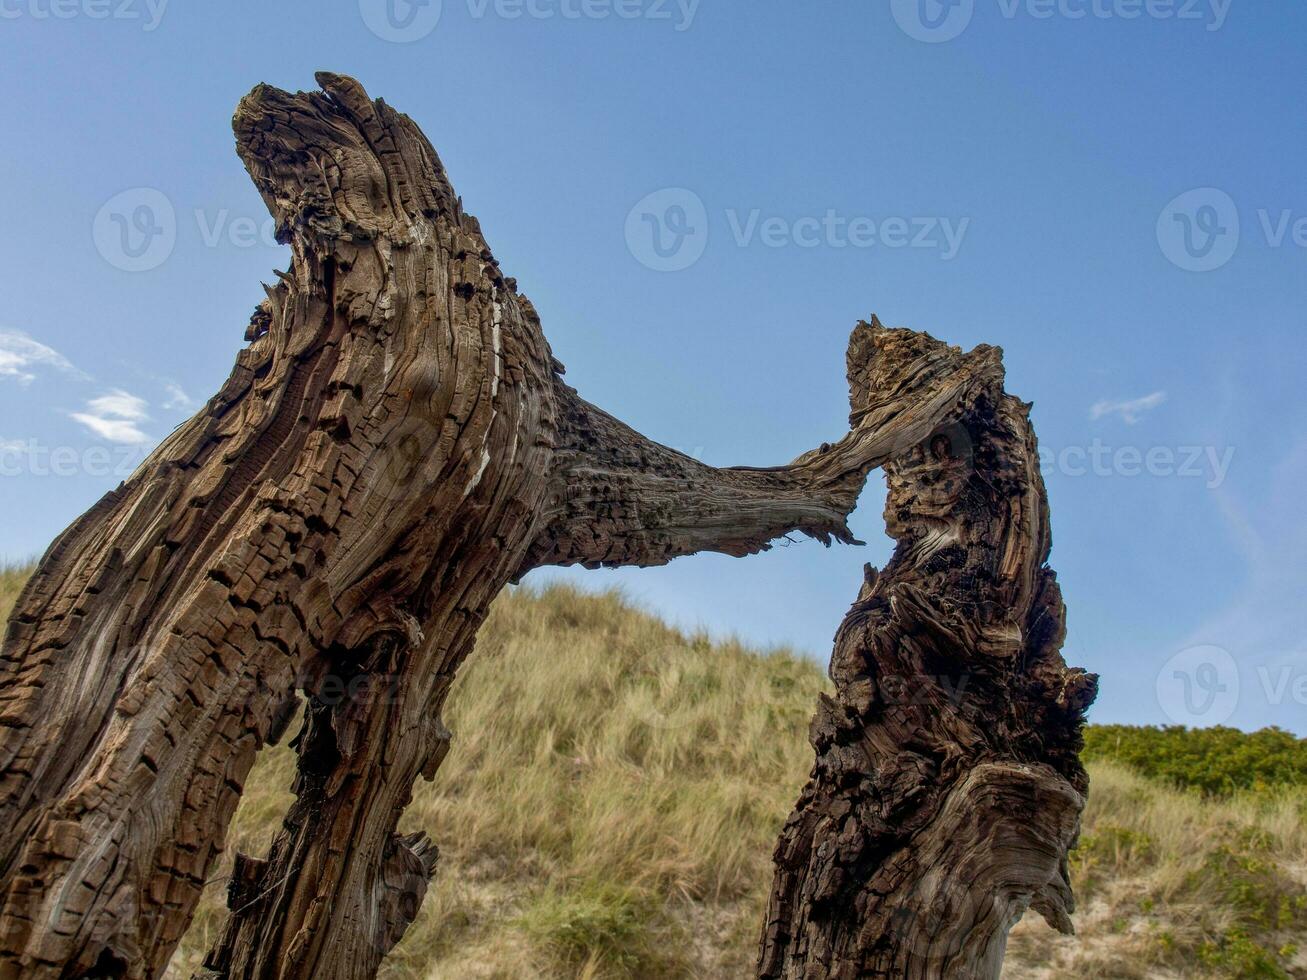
[0, 73, 1093, 980]
[757, 349, 1099, 979]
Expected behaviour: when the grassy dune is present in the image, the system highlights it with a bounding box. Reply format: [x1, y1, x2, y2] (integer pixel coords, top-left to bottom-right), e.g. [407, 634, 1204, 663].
[1, 567, 1303, 978]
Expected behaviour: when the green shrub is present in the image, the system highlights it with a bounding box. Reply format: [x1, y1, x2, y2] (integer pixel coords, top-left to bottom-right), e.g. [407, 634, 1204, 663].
[1201, 840, 1307, 933]
[1197, 927, 1290, 980]
[1171, 827, 1307, 978]
[1084, 725, 1307, 796]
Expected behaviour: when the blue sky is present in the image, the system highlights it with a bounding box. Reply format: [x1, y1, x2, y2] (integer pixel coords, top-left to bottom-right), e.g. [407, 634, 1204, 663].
[1, 0, 1303, 733]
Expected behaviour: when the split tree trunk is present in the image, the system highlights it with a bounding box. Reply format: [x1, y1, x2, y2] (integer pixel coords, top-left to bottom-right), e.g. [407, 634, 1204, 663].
[757, 338, 1099, 979]
[0, 74, 1029, 980]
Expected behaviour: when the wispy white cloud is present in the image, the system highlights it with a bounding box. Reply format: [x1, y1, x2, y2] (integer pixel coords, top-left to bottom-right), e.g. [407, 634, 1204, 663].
[161, 381, 194, 411]
[0, 330, 86, 385]
[70, 389, 152, 444]
[1090, 391, 1166, 425]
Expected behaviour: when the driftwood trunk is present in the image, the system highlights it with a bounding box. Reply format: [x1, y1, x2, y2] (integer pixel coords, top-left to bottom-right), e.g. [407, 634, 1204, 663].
[757, 341, 1099, 979]
[0, 74, 1039, 980]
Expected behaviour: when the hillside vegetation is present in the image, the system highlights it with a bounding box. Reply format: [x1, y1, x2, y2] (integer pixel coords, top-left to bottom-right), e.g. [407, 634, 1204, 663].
[1084, 725, 1307, 797]
[2, 566, 1304, 978]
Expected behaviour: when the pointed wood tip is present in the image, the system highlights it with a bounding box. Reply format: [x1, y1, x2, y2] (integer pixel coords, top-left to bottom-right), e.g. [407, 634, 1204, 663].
[314, 71, 376, 118]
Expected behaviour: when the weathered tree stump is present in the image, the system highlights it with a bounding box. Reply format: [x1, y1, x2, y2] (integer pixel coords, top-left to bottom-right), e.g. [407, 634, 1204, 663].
[0, 74, 1035, 980]
[757, 345, 1099, 979]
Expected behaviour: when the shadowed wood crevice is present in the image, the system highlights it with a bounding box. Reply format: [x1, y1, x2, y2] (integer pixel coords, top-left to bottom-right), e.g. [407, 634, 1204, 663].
[0, 72, 1092, 980]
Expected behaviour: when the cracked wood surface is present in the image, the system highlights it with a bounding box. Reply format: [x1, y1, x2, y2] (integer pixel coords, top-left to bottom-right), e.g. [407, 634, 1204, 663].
[0, 73, 1091, 980]
[757, 351, 1099, 979]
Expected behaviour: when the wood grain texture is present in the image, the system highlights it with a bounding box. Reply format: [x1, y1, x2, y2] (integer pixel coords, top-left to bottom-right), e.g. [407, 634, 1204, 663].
[757, 346, 1098, 979]
[0, 73, 1091, 980]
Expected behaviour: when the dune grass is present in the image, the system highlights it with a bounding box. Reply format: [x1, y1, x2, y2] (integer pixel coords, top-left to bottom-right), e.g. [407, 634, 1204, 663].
[0, 562, 30, 623]
[2, 565, 1303, 978]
